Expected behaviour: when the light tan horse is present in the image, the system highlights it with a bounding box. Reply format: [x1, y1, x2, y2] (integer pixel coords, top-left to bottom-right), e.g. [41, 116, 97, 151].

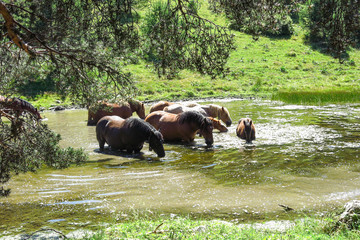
[236, 118, 256, 143]
[164, 103, 232, 127]
[149, 101, 175, 113]
[145, 110, 214, 146]
[88, 99, 145, 125]
[201, 104, 232, 127]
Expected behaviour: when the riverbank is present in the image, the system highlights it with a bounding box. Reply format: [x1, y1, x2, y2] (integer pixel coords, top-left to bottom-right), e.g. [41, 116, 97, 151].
[2, 212, 358, 240]
[82, 214, 360, 240]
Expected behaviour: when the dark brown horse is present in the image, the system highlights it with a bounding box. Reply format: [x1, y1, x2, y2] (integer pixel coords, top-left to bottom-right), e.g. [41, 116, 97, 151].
[145, 110, 214, 146]
[149, 100, 175, 113]
[0, 95, 41, 120]
[88, 99, 145, 125]
[96, 116, 165, 157]
[236, 118, 256, 143]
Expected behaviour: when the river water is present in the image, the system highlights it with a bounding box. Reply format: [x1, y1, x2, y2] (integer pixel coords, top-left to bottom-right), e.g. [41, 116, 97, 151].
[1, 99, 360, 236]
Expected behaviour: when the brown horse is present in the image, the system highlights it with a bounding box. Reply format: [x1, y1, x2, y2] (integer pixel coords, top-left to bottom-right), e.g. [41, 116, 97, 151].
[164, 103, 232, 127]
[208, 117, 228, 132]
[236, 118, 256, 143]
[96, 116, 165, 157]
[145, 110, 214, 146]
[149, 101, 175, 113]
[88, 99, 145, 125]
[0, 95, 41, 120]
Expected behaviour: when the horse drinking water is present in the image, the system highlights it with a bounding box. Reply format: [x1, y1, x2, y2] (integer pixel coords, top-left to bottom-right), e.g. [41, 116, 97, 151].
[236, 118, 256, 143]
[145, 111, 214, 146]
[96, 116, 165, 157]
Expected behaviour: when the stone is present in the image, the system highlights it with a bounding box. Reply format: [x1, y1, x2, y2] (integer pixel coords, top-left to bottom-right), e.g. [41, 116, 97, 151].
[338, 200, 360, 228]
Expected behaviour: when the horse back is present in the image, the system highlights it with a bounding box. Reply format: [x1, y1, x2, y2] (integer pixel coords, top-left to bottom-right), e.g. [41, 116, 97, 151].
[149, 101, 174, 113]
[88, 102, 132, 125]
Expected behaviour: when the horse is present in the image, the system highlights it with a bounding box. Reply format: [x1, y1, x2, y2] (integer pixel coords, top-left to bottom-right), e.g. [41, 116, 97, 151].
[0, 95, 41, 120]
[145, 110, 214, 146]
[236, 118, 256, 143]
[96, 116, 165, 157]
[164, 103, 232, 127]
[208, 117, 228, 132]
[149, 101, 175, 113]
[88, 99, 145, 125]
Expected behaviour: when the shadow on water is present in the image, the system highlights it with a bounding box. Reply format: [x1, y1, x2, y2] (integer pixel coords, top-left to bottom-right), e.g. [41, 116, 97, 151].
[1, 100, 360, 237]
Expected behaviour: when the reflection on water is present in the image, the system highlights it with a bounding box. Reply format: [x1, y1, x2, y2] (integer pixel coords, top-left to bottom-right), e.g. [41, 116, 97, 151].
[1, 100, 360, 236]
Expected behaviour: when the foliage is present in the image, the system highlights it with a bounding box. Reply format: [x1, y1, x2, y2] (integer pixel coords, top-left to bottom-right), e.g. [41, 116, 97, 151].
[209, 0, 298, 38]
[0, 0, 142, 106]
[307, 0, 360, 61]
[141, 0, 234, 78]
[0, 107, 87, 196]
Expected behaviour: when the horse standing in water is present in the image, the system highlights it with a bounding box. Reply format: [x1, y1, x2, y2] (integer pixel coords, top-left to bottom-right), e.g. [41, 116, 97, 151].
[164, 103, 232, 127]
[96, 116, 165, 157]
[149, 101, 175, 113]
[145, 111, 214, 146]
[88, 99, 145, 125]
[236, 118, 256, 143]
[0, 95, 42, 120]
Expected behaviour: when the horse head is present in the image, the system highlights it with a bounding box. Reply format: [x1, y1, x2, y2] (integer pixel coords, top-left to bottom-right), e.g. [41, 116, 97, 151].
[209, 117, 228, 132]
[149, 130, 165, 157]
[199, 117, 214, 146]
[218, 106, 232, 127]
[129, 100, 146, 119]
[243, 118, 254, 143]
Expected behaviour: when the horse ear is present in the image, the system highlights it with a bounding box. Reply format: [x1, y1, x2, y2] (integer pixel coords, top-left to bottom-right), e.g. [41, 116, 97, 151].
[222, 107, 225, 111]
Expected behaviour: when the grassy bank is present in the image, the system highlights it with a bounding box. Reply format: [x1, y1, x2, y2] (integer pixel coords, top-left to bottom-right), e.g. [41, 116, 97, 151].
[121, 2, 360, 105]
[82, 215, 359, 240]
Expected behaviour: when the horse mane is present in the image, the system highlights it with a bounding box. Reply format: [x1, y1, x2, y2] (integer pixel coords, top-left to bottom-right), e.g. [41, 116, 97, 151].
[178, 111, 205, 125]
[128, 99, 144, 112]
[1, 96, 41, 120]
[13, 98, 42, 119]
[126, 117, 156, 138]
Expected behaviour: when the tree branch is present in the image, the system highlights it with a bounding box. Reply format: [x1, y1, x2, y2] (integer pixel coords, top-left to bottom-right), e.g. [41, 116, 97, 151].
[0, 1, 36, 56]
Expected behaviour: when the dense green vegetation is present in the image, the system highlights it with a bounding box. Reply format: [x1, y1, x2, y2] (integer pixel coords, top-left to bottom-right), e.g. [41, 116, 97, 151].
[81, 215, 360, 240]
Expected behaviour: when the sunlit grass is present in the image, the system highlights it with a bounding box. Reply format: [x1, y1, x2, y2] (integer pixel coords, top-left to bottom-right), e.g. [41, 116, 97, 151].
[272, 90, 360, 105]
[123, 0, 360, 105]
[81, 215, 360, 240]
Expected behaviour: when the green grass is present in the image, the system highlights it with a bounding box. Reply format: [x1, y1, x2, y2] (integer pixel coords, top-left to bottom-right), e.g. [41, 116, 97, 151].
[80, 215, 360, 240]
[120, 2, 360, 104]
[272, 90, 360, 105]
[21, 93, 75, 109]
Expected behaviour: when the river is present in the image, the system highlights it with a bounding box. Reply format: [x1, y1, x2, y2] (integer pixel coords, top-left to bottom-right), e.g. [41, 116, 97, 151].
[1, 99, 360, 237]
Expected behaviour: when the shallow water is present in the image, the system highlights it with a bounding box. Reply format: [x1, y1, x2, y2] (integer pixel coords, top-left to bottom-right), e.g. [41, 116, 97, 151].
[1, 99, 360, 236]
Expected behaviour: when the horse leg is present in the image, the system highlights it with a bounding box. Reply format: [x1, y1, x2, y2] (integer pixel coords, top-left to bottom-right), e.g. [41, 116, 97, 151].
[98, 139, 105, 151]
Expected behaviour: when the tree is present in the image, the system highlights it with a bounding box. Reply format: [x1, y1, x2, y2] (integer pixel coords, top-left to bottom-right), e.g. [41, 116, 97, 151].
[209, 0, 298, 39]
[0, 96, 87, 196]
[307, 0, 360, 61]
[142, 0, 234, 78]
[1, 0, 234, 104]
